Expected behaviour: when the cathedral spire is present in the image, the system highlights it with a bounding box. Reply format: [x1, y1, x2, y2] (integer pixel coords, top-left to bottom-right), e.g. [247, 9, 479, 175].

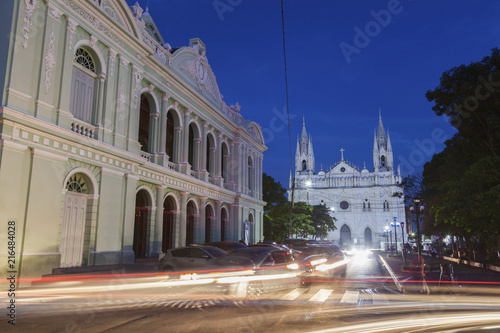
[295, 118, 315, 175]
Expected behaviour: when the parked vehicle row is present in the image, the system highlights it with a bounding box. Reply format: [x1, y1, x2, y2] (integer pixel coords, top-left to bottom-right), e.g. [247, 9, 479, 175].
[158, 239, 349, 296]
[158, 243, 314, 298]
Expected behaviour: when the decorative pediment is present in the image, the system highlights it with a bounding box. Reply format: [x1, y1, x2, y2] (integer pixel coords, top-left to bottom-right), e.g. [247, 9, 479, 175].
[171, 38, 222, 108]
[247, 122, 265, 145]
[326, 161, 360, 176]
[90, 0, 140, 36]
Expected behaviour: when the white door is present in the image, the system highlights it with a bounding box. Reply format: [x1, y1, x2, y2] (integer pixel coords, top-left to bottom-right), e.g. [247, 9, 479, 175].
[60, 192, 87, 267]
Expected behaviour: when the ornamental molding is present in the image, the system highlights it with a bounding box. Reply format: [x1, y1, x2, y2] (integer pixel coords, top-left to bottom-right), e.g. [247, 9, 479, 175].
[44, 23, 56, 94]
[66, 19, 77, 50]
[180, 54, 218, 102]
[117, 77, 125, 125]
[109, 49, 117, 76]
[133, 69, 143, 109]
[162, 93, 170, 101]
[89, 34, 98, 48]
[61, 0, 125, 47]
[22, 0, 38, 49]
[142, 30, 172, 67]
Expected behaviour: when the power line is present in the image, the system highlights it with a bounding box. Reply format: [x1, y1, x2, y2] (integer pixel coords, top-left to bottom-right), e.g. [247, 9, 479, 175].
[280, 0, 295, 237]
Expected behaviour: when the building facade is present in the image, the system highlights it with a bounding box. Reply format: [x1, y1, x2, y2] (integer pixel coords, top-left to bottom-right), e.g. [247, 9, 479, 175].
[289, 115, 406, 249]
[0, 0, 266, 279]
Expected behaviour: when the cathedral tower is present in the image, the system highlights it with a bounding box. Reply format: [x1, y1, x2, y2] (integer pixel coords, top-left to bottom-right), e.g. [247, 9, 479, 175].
[373, 111, 394, 172]
[295, 118, 315, 175]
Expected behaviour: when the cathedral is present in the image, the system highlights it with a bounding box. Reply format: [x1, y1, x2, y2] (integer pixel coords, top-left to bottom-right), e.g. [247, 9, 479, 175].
[289, 114, 406, 249]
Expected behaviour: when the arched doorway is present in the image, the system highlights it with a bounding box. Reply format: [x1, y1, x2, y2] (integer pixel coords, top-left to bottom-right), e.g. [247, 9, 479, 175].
[364, 227, 372, 246]
[186, 200, 197, 245]
[221, 208, 228, 241]
[162, 195, 176, 253]
[205, 205, 214, 242]
[340, 224, 351, 246]
[134, 189, 151, 258]
[61, 173, 92, 267]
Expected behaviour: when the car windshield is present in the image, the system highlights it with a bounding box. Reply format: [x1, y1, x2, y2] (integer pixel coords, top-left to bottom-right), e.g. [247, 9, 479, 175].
[202, 247, 228, 258]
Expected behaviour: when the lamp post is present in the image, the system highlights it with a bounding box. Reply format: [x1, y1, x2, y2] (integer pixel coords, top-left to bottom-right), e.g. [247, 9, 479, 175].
[401, 221, 406, 262]
[387, 228, 393, 253]
[410, 199, 424, 261]
[384, 226, 389, 252]
[391, 217, 399, 254]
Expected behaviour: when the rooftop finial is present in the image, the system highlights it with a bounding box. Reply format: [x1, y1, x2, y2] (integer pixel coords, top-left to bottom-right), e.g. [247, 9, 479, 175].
[379, 107, 382, 121]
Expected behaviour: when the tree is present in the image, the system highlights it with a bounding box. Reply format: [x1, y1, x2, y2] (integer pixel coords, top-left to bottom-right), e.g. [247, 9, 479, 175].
[262, 173, 336, 242]
[423, 48, 500, 260]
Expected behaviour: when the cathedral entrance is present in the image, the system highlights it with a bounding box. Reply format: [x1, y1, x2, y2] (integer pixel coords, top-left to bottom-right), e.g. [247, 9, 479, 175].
[340, 224, 351, 246]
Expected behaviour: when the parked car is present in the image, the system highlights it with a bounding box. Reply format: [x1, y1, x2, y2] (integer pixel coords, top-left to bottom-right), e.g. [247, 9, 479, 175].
[158, 245, 228, 276]
[203, 241, 248, 253]
[213, 246, 313, 298]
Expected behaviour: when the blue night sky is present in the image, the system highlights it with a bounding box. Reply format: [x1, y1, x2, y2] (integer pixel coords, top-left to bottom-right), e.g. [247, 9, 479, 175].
[127, 0, 500, 189]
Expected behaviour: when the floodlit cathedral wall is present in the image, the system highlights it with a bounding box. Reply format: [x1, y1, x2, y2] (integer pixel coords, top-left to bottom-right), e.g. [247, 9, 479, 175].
[289, 116, 406, 249]
[0, 0, 266, 280]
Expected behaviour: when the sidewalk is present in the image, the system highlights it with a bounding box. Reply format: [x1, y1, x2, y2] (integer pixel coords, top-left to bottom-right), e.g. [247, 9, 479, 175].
[377, 251, 500, 294]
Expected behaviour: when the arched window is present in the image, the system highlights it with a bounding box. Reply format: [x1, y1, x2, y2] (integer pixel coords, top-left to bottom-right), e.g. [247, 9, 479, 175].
[381, 156, 386, 167]
[302, 160, 307, 171]
[70, 48, 97, 124]
[248, 156, 254, 191]
[138, 95, 151, 152]
[166, 111, 175, 160]
[205, 205, 214, 243]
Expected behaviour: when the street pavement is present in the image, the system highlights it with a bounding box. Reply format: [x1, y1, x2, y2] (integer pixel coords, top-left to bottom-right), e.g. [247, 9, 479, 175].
[377, 250, 500, 294]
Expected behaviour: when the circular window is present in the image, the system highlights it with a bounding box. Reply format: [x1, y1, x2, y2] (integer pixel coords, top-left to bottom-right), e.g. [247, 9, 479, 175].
[340, 201, 349, 210]
[340, 167, 345, 172]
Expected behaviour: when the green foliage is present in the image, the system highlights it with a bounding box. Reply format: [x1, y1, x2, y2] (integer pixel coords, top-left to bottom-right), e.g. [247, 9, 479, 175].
[262, 174, 336, 242]
[423, 48, 500, 255]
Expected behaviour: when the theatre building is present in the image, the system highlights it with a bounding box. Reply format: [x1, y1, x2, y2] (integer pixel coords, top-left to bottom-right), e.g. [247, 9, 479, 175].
[0, 0, 266, 279]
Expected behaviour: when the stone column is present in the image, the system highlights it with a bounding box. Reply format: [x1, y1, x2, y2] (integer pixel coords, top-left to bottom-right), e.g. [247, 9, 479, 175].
[150, 111, 159, 154]
[153, 186, 164, 257]
[174, 126, 182, 164]
[95, 74, 107, 137]
[158, 93, 169, 165]
[201, 122, 208, 181]
[193, 137, 201, 172]
[180, 110, 191, 174]
[199, 197, 207, 243]
[179, 192, 187, 247]
[215, 201, 222, 241]
[216, 132, 223, 179]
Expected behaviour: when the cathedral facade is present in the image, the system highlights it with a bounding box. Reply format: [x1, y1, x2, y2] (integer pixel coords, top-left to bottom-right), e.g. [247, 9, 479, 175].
[0, 0, 265, 280]
[289, 115, 406, 249]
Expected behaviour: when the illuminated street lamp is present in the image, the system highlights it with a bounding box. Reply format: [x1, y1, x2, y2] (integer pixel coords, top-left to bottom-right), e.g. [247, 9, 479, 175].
[410, 198, 425, 260]
[391, 217, 399, 254]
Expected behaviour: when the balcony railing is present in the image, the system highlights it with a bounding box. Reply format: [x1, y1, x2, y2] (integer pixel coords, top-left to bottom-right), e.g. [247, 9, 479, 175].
[140, 151, 152, 161]
[71, 122, 94, 139]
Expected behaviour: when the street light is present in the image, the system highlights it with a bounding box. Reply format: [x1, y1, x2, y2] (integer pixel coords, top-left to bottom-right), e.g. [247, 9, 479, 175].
[384, 226, 390, 252]
[400, 221, 406, 262]
[385, 226, 393, 253]
[391, 217, 400, 254]
[410, 198, 425, 260]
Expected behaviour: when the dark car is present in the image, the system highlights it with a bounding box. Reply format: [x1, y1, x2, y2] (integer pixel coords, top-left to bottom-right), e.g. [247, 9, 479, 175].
[203, 241, 248, 253]
[158, 245, 228, 276]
